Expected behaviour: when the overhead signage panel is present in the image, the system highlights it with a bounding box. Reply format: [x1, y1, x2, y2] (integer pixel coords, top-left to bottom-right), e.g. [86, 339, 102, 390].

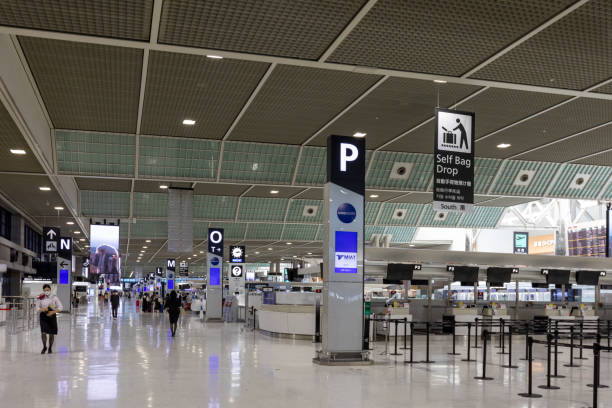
[166, 258, 176, 271]
[179, 261, 189, 276]
[327, 135, 365, 196]
[433, 108, 475, 213]
[208, 228, 224, 256]
[43, 226, 60, 253]
[229, 245, 245, 263]
[58, 236, 73, 259]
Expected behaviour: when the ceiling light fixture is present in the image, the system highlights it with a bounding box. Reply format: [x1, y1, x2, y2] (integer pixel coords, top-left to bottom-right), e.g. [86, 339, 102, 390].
[409, 244, 415, 247]
[79, 238, 85, 242]
[39, 186, 51, 191]
[54, 206, 64, 211]
[268, 248, 273, 250]
[159, 185, 168, 189]
[206, 55, 223, 59]
[10, 149, 26, 155]
[286, 242, 292, 245]
[182, 119, 196, 125]
[145, 239, 151, 243]
[369, 194, 379, 198]
[270, 190, 279, 194]
[353, 132, 367, 138]
[497, 143, 511, 149]
[142, 246, 148, 249]
[433, 79, 447, 84]
[255, 251, 260, 254]
[66, 221, 74, 225]
[199, 250, 204, 254]
[74, 231, 80, 234]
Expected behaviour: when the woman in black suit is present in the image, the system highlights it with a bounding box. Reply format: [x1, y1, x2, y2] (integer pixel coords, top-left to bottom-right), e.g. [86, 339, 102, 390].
[166, 290, 181, 337]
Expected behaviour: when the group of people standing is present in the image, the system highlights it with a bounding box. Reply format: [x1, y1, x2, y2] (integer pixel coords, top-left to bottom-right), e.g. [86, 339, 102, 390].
[137, 291, 181, 336]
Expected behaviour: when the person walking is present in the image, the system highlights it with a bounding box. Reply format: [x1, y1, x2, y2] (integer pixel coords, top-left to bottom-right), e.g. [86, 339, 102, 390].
[110, 290, 120, 319]
[166, 290, 181, 337]
[35, 284, 63, 354]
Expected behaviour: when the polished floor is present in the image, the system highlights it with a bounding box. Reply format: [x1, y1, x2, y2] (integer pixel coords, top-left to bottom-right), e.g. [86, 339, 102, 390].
[1, 301, 611, 407]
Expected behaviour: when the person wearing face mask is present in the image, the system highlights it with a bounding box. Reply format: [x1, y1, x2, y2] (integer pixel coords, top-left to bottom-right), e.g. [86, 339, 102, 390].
[35, 284, 63, 354]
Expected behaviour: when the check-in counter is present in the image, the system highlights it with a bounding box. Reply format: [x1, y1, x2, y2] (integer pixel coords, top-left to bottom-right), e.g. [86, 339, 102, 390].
[447, 308, 481, 336]
[375, 308, 412, 336]
[256, 304, 314, 337]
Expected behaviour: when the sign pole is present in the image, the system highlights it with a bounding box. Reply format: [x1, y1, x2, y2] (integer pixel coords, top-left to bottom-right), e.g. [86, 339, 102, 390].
[314, 135, 369, 365]
[206, 228, 224, 321]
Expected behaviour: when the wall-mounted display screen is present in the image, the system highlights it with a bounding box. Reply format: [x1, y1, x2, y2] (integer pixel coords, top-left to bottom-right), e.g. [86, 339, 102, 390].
[386, 264, 416, 281]
[209, 267, 221, 286]
[448, 265, 479, 283]
[575, 271, 601, 285]
[486, 267, 512, 284]
[59, 269, 69, 285]
[543, 269, 570, 285]
[335, 231, 357, 273]
[90, 225, 120, 285]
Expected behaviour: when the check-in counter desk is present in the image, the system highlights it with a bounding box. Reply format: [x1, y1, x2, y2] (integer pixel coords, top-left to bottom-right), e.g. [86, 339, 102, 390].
[375, 308, 412, 336]
[535, 308, 599, 333]
[447, 308, 480, 336]
[256, 304, 315, 337]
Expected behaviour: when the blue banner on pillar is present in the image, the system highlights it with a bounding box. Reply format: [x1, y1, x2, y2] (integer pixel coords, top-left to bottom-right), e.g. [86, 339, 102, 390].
[335, 231, 357, 273]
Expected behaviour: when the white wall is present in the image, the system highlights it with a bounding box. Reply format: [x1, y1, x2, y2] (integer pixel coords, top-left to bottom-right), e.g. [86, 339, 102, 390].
[413, 227, 467, 251]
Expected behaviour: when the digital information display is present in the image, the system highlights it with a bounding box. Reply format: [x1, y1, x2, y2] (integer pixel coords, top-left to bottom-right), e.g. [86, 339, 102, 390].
[334, 231, 357, 273]
[209, 267, 221, 286]
[59, 269, 70, 285]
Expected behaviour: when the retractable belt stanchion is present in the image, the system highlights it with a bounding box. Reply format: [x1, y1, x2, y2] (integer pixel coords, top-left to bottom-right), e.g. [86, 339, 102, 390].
[607, 320, 610, 352]
[518, 337, 542, 398]
[502, 322, 518, 369]
[474, 318, 480, 348]
[591, 343, 601, 408]
[578, 320, 588, 360]
[449, 319, 460, 356]
[423, 322, 434, 364]
[587, 335, 609, 388]
[538, 333, 560, 390]
[401, 317, 409, 350]
[390, 319, 401, 356]
[497, 318, 507, 355]
[551, 329, 565, 379]
[462, 322, 474, 362]
[405, 322, 417, 365]
[521, 320, 530, 361]
[564, 325, 580, 368]
[474, 329, 493, 380]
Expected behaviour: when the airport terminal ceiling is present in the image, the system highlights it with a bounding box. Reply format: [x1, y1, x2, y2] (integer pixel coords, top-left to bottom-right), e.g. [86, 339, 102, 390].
[0, 0, 610, 274]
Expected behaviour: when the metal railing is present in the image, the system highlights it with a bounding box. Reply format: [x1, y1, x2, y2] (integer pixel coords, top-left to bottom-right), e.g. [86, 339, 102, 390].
[1, 296, 38, 334]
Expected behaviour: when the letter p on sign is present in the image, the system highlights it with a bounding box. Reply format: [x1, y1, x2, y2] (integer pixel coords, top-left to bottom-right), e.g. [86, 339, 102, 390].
[340, 143, 358, 172]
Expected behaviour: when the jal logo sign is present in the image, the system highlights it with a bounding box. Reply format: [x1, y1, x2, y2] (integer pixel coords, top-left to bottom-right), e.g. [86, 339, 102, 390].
[327, 135, 365, 196]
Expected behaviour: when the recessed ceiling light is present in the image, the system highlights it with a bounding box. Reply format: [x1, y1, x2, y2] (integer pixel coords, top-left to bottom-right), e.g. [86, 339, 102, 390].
[268, 248, 273, 250]
[39, 186, 51, 191]
[187, 257, 191, 260]
[293, 255, 297, 258]
[140, 250, 145, 253]
[54, 206, 64, 210]
[66, 221, 74, 225]
[182, 119, 196, 125]
[307, 252, 312, 255]
[206, 55, 223, 59]
[199, 250, 204, 253]
[433, 79, 447, 84]
[159, 185, 168, 189]
[353, 132, 367, 138]
[497, 143, 511, 149]
[409, 244, 415, 247]
[136, 260, 140, 263]
[286, 242, 292, 245]
[142, 246, 148, 249]
[74, 231, 80, 234]
[145, 239, 151, 243]
[369, 194, 379, 198]
[270, 190, 279, 194]
[10, 149, 26, 155]
[193, 254, 197, 257]
[79, 238, 85, 242]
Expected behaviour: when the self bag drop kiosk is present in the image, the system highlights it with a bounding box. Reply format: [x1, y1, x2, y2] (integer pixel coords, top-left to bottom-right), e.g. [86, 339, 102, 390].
[314, 135, 369, 365]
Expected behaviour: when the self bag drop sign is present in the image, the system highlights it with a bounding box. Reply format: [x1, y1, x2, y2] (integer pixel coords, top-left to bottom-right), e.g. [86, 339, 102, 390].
[433, 108, 475, 213]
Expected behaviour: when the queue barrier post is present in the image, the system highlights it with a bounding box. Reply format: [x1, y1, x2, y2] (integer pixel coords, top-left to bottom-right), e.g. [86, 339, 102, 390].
[592, 343, 601, 408]
[462, 322, 474, 362]
[449, 319, 460, 356]
[607, 320, 611, 352]
[564, 325, 580, 368]
[578, 320, 587, 360]
[502, 322, 518, 369]
[390, 319, 401, 356]
[538, 333, 560, 390]
[423, 322, 434, 364]
[497, 318, 507, 355]
[405, 322, 417, 365]
[521, 320, 530, 360]
[401, 317, 409, 350]
[474, 318, 481, 349]
[551, 329, 565, 379]
[474, 329, 493, 380]
[518, 337, 542, 398]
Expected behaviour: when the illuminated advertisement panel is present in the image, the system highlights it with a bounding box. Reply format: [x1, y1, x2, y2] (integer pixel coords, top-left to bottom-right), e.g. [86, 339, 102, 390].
[90, 225, 120, 285]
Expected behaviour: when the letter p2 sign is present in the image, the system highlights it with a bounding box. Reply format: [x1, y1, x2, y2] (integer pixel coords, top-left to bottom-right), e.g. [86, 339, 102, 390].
[340, 143, 358, 172]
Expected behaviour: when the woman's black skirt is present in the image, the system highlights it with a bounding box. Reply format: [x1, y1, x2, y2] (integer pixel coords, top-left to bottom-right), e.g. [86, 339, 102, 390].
[168, 310, 180, 324]
[40, 312, 58, 335]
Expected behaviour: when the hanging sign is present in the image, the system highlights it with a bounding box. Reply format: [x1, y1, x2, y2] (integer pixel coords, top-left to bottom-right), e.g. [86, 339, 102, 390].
[513, 232, 529, 254]
[43, 227, 60, 253]
[433, 108, 475, 213]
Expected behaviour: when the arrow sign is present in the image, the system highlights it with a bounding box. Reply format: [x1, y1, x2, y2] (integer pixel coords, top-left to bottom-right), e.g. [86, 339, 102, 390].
[60, 260, 69, 268]
[43, 227, 60, 254]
